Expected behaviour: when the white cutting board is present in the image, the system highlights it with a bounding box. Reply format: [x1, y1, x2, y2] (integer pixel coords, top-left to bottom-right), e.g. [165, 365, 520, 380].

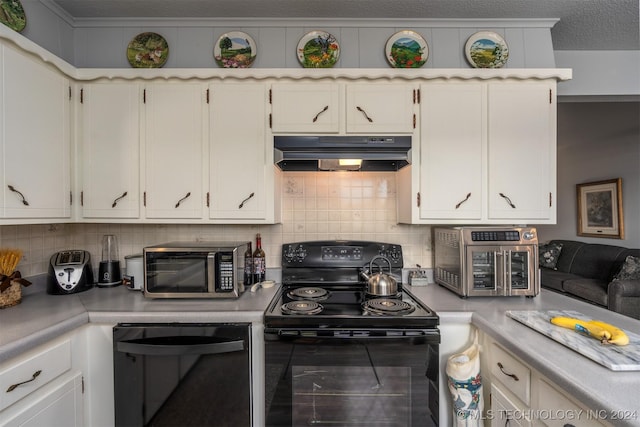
[506, 310, 640, 371]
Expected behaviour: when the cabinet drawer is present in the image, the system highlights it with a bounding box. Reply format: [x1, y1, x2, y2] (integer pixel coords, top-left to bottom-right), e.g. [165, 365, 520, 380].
[491, 343, 531, 405]
[0, 340, 71, 411]
[537, 379, 606, 427]
[491, 383, 531, 427]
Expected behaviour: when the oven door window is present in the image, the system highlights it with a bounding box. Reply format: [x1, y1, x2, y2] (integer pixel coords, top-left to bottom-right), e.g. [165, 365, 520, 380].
[469, 248, 497, 291]
[265, 332, 439, 427]
[509, 249, 531, 290]
[145, 251, 209, 293]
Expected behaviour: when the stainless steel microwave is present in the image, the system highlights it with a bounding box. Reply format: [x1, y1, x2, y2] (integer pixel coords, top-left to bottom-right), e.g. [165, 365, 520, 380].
[143, 241, 249, 299]
[434, 227, 539, 297]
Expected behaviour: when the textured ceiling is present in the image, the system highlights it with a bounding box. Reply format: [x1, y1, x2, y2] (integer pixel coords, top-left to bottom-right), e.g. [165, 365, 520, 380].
[50, 0, 639, 50]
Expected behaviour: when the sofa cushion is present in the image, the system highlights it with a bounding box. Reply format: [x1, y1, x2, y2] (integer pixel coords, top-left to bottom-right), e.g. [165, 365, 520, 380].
[568, 244, 627, 281]
[563, 278, 609, 307]
[547, 240, 585, 273]
[540, 269, 584, 292]
[539, 242, 563, 269]
[612, 255, 640, 281]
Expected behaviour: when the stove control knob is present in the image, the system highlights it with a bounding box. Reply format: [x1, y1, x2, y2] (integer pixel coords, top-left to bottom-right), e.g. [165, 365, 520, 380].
[284, 245, 307, 263]
[294, 246, 308, 262]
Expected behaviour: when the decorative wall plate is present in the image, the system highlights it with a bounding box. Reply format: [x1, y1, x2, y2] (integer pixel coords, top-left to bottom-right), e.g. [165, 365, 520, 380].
[214, 31, 257, 68]
[385, 31, 428, 68]
[465, 31, 509, 68]
[297, 31, 340, 68]
[126, 32, 169, 68]
[0, 0, 26, 32]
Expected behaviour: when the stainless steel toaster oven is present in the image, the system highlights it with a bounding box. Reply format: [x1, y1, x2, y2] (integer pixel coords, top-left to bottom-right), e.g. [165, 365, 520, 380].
[434, 227, 539, 297]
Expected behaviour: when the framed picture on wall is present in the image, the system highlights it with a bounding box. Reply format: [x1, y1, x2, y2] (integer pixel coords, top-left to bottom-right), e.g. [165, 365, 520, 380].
[577, 178, 624, 239]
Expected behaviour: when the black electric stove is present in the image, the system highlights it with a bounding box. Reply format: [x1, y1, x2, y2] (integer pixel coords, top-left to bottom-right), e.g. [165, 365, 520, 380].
[264, 240, 439, 329]
[264, 241, 441, 427]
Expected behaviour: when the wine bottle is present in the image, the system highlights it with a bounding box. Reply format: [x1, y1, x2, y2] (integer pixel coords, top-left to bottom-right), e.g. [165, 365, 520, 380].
[244, 242, 253, 286]
[253, 234, 266, 283]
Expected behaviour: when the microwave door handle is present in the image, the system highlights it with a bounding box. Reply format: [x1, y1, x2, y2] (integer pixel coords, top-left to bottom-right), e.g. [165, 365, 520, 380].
[116, 337, 245, 356]
[208, 251, 217, 292]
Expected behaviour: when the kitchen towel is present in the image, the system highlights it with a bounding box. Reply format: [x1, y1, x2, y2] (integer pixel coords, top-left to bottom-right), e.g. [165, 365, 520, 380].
[446, 332, 484, 427]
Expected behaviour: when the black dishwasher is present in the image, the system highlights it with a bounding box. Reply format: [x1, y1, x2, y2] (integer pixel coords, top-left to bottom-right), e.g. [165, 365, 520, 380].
[113, 323, 251, 426]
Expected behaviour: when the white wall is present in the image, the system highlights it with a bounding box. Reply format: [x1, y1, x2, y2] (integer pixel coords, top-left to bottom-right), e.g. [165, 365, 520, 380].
[536, 102, 640, 248]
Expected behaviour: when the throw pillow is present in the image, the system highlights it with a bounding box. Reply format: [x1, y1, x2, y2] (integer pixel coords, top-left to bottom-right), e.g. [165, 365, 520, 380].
[613, 255, 640, 281]
[539, 242, 563, 270]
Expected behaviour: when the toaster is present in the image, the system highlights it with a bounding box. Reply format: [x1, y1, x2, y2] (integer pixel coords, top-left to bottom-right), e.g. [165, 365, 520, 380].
[47, 250, 94, 294]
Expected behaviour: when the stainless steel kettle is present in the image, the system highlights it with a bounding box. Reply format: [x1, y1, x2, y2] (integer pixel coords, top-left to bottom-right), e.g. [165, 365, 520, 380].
[360, 256, 398, 296]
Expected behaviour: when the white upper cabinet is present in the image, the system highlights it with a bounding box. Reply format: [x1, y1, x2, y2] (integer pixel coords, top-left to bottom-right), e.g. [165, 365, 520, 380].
[345, 84, 415, 133]
[270, 83, 340, 133]
[143, 83, 205, 219]
[400, 79, 557, 225]
[0, 44, 71, 220]
[487, 82, 556, 221]
[270, 82, 415, 134]
[419, 83, 485, 220]
[209, 82, 280, 222]
[79, 82, 140, 219]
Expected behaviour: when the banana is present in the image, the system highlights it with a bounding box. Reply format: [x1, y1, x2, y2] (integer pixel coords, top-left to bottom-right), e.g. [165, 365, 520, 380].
[550, 316, 611, 342]
[587, 320, 630, 346]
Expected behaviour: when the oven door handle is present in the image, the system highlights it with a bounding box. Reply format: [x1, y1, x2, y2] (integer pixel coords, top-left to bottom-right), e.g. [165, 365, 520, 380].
[265, 328, 440, 343]
[116, 336, 245, 356]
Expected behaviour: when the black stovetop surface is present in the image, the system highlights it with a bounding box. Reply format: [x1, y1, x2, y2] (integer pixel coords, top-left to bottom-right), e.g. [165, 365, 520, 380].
[264, 284, 439, 329]
[266, 241, 438, 329]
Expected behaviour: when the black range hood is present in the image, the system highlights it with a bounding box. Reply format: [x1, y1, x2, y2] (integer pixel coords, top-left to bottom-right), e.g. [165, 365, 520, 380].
[274, 135, 412, 171]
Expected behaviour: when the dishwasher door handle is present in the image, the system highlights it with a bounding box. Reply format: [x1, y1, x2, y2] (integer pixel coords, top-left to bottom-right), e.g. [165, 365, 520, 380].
[116, 336, 245, 356]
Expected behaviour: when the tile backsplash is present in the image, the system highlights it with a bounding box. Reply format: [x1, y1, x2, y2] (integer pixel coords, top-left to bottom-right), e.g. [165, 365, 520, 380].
[1, 172, 433, 277]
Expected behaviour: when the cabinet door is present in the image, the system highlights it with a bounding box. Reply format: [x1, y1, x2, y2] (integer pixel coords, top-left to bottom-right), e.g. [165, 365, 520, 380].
[419, 83, 484, 220]
[1, 372, 83, 427]
[144, 83, 204, 219]
[487, 82, 556, 221]
[345, 84, 415, 133]
[209, 83, 269, 220]
[80, 83, 140, 218]
[0, 45, 70, 219]
[270, 83, 339, 133]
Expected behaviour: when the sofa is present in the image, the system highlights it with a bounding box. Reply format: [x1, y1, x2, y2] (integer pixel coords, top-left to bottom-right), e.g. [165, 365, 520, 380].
[539, 239, 640, 320]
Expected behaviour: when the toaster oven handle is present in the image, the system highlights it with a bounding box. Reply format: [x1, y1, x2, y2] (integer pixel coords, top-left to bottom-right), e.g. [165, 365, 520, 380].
[207, 252, 217, 293]
[495, 251, 504, 295]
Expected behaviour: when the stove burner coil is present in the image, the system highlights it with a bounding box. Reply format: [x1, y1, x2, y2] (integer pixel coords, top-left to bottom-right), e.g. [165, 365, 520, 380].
[287, 287, 330, 301]
[362, 298, 416, 316]
[281, 301, 324, 315]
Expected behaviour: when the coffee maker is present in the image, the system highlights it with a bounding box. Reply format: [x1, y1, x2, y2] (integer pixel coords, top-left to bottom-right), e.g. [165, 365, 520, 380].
[98, 234, 122, 287]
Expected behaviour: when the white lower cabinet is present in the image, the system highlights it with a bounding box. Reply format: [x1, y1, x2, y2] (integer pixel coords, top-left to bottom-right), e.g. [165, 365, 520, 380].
[1, 372, 83, 427]
[482, 336, 609, 427]
[491, 383, 531, 427]
[0, 333, 84, 427]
